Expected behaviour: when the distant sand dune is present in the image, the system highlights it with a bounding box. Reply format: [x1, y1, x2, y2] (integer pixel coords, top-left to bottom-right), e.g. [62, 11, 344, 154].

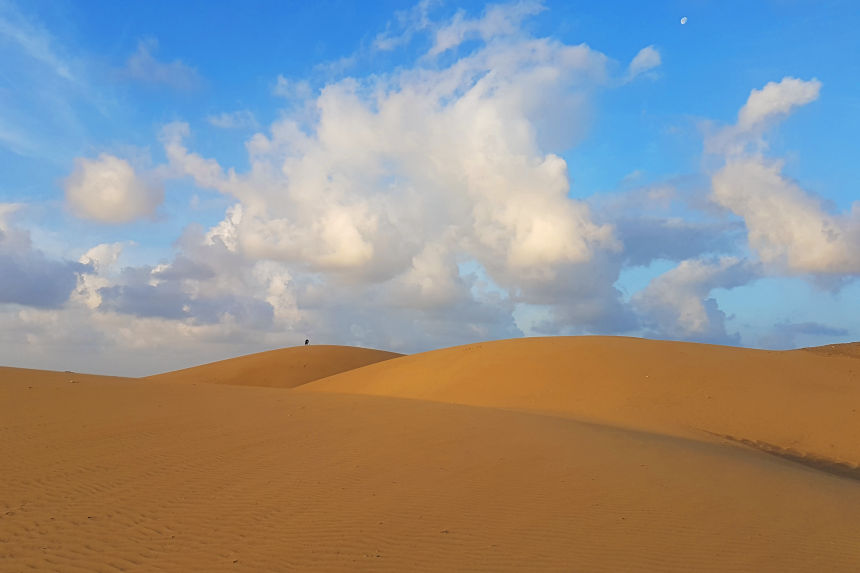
[300, 336, 860, 463]
[800, 341, 860, 359]
[3, 337, 860, 571]
[145, 345, 402, 388]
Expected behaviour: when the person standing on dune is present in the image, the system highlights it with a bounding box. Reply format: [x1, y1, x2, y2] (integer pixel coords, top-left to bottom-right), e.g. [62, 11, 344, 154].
[305, 339, 309, 346]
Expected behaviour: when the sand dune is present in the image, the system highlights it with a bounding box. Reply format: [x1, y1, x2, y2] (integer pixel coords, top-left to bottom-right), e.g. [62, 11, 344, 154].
[145, 345, 401, 388]
[3, 337, 860, 571]
[801, 341, 860, 359]
[301, 336, 860, 464]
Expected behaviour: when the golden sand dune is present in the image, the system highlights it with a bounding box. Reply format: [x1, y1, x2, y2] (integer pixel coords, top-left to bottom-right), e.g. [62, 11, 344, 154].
[301, 336, 860, 463]
[2, 337, 860, 571]
[145, 345, 401, 388]
[3, 367, 860, 571]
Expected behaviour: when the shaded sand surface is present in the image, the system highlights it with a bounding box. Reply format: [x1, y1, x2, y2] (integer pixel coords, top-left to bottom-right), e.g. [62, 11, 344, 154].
[302, 337, 860, 464]
[2, 338, 860, 571]
[145, 345, 401, 388]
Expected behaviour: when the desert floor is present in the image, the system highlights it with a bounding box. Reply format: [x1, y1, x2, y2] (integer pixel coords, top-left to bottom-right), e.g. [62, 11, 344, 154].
[2, 337, 859, 571]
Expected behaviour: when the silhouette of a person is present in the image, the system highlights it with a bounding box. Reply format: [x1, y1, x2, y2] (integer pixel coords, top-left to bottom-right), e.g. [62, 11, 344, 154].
[305, 339, 309, 346]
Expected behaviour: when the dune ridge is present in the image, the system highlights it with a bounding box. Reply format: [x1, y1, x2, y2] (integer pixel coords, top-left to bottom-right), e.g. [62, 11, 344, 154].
[145, 344, 402, 388]
[801, 341, 860, 359]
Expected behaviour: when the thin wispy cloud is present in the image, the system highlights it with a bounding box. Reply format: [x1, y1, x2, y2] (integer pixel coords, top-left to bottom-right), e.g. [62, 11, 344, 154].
[206, 110, 258, 130]
[272, 75, 313, 100]
[0, 1, 118, 160]
[373, 0, 437, 51]
[123, 38, 201, 91]
[626, 45, 661, 81]
[0, 3, 73, 80]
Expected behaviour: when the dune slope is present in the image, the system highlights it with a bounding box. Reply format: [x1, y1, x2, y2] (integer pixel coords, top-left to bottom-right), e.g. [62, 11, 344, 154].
[145, 345, 402, 388]
[300, 336, 860, 464]
[2, 367, 860, 572]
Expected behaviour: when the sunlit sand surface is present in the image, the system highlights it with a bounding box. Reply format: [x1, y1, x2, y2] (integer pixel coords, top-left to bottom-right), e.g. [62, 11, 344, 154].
[145, 345, 402, 388]
[2, 337, 859, 571]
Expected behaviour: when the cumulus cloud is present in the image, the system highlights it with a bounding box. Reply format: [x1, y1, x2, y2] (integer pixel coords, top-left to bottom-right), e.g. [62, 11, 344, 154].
[124, 38, 200, 91]
[82, 235, 275, 331]
[47, 1, 634, 366]
[73, 242, 126, 309]
[162, 18, 617, 295]
[627, 45, 661, 80]
[634, 257, 760, 344]
[527, 256, 639, 335]
[712, 158, 860, 274]
[206, 110, 258, 129]
[64, 153, 164, 223]
[0, 205, 89, 308]
[706, 76, 860, 276]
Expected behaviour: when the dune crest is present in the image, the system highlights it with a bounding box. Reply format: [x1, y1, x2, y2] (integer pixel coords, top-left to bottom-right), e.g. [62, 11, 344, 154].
[145, 345, 402, 388]
[800, 342, 860, 359]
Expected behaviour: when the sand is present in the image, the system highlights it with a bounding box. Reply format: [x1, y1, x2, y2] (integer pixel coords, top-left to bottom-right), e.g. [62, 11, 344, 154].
[2, 337, 859, 571]
[145, 345, 402, 388]
[302, 337, 860, 463]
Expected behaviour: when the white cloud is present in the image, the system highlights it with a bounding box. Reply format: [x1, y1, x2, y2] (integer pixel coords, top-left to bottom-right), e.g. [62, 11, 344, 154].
[430, 0, 545, 56]
[160, 122, 231, 191]
[705, 76, 821, 155]
[705, 76, 860, 276]
[712, 158, 860, 274]
[206, 110, 258, 129]
[33, 2, 625, 371]
[124, 38, 200, 91]
[737, 77, 821, 130]
[163, 29, 617, 289]
[634, 257, 759, 343]
[79, 242, 125, 273]
[273, 75, 313, 100]
[627, 45, 661, 80]
[64, 154, 164, 223]
[73, 242, 126, 309]
[0, 202, 22, 225]
[373, 0, 437, 51]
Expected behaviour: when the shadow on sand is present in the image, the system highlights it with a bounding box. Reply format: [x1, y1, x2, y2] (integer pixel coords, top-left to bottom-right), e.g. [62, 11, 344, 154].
[709, 432, 860, 482]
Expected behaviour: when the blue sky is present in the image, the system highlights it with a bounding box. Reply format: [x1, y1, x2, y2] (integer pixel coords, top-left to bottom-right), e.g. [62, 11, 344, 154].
[1, 0, 858, 375]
